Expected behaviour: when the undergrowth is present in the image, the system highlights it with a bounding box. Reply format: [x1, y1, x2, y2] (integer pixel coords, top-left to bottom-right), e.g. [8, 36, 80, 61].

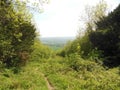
[0, 55, 120, 90]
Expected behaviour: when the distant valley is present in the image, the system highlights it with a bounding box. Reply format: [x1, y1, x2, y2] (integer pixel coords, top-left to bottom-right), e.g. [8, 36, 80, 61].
[40, 37, 75, 50]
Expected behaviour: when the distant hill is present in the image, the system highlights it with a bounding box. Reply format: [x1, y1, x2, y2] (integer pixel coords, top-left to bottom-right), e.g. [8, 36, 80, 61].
[40, 37, 75, 50]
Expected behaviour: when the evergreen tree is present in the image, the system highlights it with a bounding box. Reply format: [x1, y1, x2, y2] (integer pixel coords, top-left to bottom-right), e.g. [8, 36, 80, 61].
[89, 4, 120, 67]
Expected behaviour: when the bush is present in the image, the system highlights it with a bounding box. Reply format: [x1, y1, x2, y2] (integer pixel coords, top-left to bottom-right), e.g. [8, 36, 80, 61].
[31, 39, 53, 61]
[59, 33, 94, 59]
[76, 34, 93, 58]
[59, 40, 80, 57]
[65, 53, 103, 72]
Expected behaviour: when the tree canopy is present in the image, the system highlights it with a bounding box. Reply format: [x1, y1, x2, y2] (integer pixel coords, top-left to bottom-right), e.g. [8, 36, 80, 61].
[0, 0, 36, 67]
[89, 4, 120, 67]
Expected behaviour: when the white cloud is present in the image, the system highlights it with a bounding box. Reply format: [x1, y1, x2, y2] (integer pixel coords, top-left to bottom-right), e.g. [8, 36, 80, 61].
[33, 0, 120, 37]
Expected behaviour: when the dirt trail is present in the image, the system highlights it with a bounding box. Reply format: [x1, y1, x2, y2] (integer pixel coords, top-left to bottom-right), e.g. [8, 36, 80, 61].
[35, 68, 54, 90]
[41, 73, 54, 90]
[44, 75, 54, 90]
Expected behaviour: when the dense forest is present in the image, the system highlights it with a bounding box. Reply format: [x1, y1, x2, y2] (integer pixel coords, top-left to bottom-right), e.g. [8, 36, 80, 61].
[0, 0, 120, 90]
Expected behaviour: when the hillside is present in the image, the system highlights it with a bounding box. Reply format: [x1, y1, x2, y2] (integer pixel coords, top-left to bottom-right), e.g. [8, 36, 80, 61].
[0, 56, 120, 90]
[0, 0, 120, 90]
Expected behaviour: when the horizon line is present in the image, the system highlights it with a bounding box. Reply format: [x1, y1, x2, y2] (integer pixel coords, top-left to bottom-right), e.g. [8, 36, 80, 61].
[40, 36, 76, 38]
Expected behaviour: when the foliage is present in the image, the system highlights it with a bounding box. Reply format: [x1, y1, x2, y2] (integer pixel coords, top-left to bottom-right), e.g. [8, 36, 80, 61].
[31, 39, 53, 60]
[32, 56, 120, 90]
[0, 63, 48, 90]
[59, 33, 102, 61]
[76, 34, 93, 58]
[0, 45, 119, 90]
[59, 41, 80, 57]
[89, 4, 120, 67]
[59, 0, 107, 61]
[65, 53, 103, 72]
[0, 0, 120, 89]
[80, 0, 108, 32]
[0, 0, 36, 67]
[77, 0, 107, 58]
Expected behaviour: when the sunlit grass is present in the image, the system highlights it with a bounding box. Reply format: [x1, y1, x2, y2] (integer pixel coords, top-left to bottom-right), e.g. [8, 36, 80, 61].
[0, 63, 48, 90]
[37, 56, 120, 90]
[0, 56, 120, 90]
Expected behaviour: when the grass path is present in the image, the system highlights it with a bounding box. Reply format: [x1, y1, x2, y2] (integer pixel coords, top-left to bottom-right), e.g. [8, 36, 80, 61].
[43, 73, 54, 90]
[35, 63, 55, 90]
[0, 56, 120, 90]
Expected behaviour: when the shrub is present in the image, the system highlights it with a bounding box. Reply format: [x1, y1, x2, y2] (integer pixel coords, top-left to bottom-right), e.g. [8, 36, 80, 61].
[65, 53, 102, 72]
[31, 39, 53, 61]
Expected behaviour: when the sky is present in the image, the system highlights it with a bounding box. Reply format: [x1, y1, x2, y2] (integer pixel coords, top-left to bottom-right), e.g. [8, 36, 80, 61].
[33, 0, 120, 37]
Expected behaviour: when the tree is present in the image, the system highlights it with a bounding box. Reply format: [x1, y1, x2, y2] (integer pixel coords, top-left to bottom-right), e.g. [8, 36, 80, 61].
[79, 0, 108, 33]
[0, 0, 36, 67]
[89, 4, 120, 67]
[74, 0, 108, 58]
